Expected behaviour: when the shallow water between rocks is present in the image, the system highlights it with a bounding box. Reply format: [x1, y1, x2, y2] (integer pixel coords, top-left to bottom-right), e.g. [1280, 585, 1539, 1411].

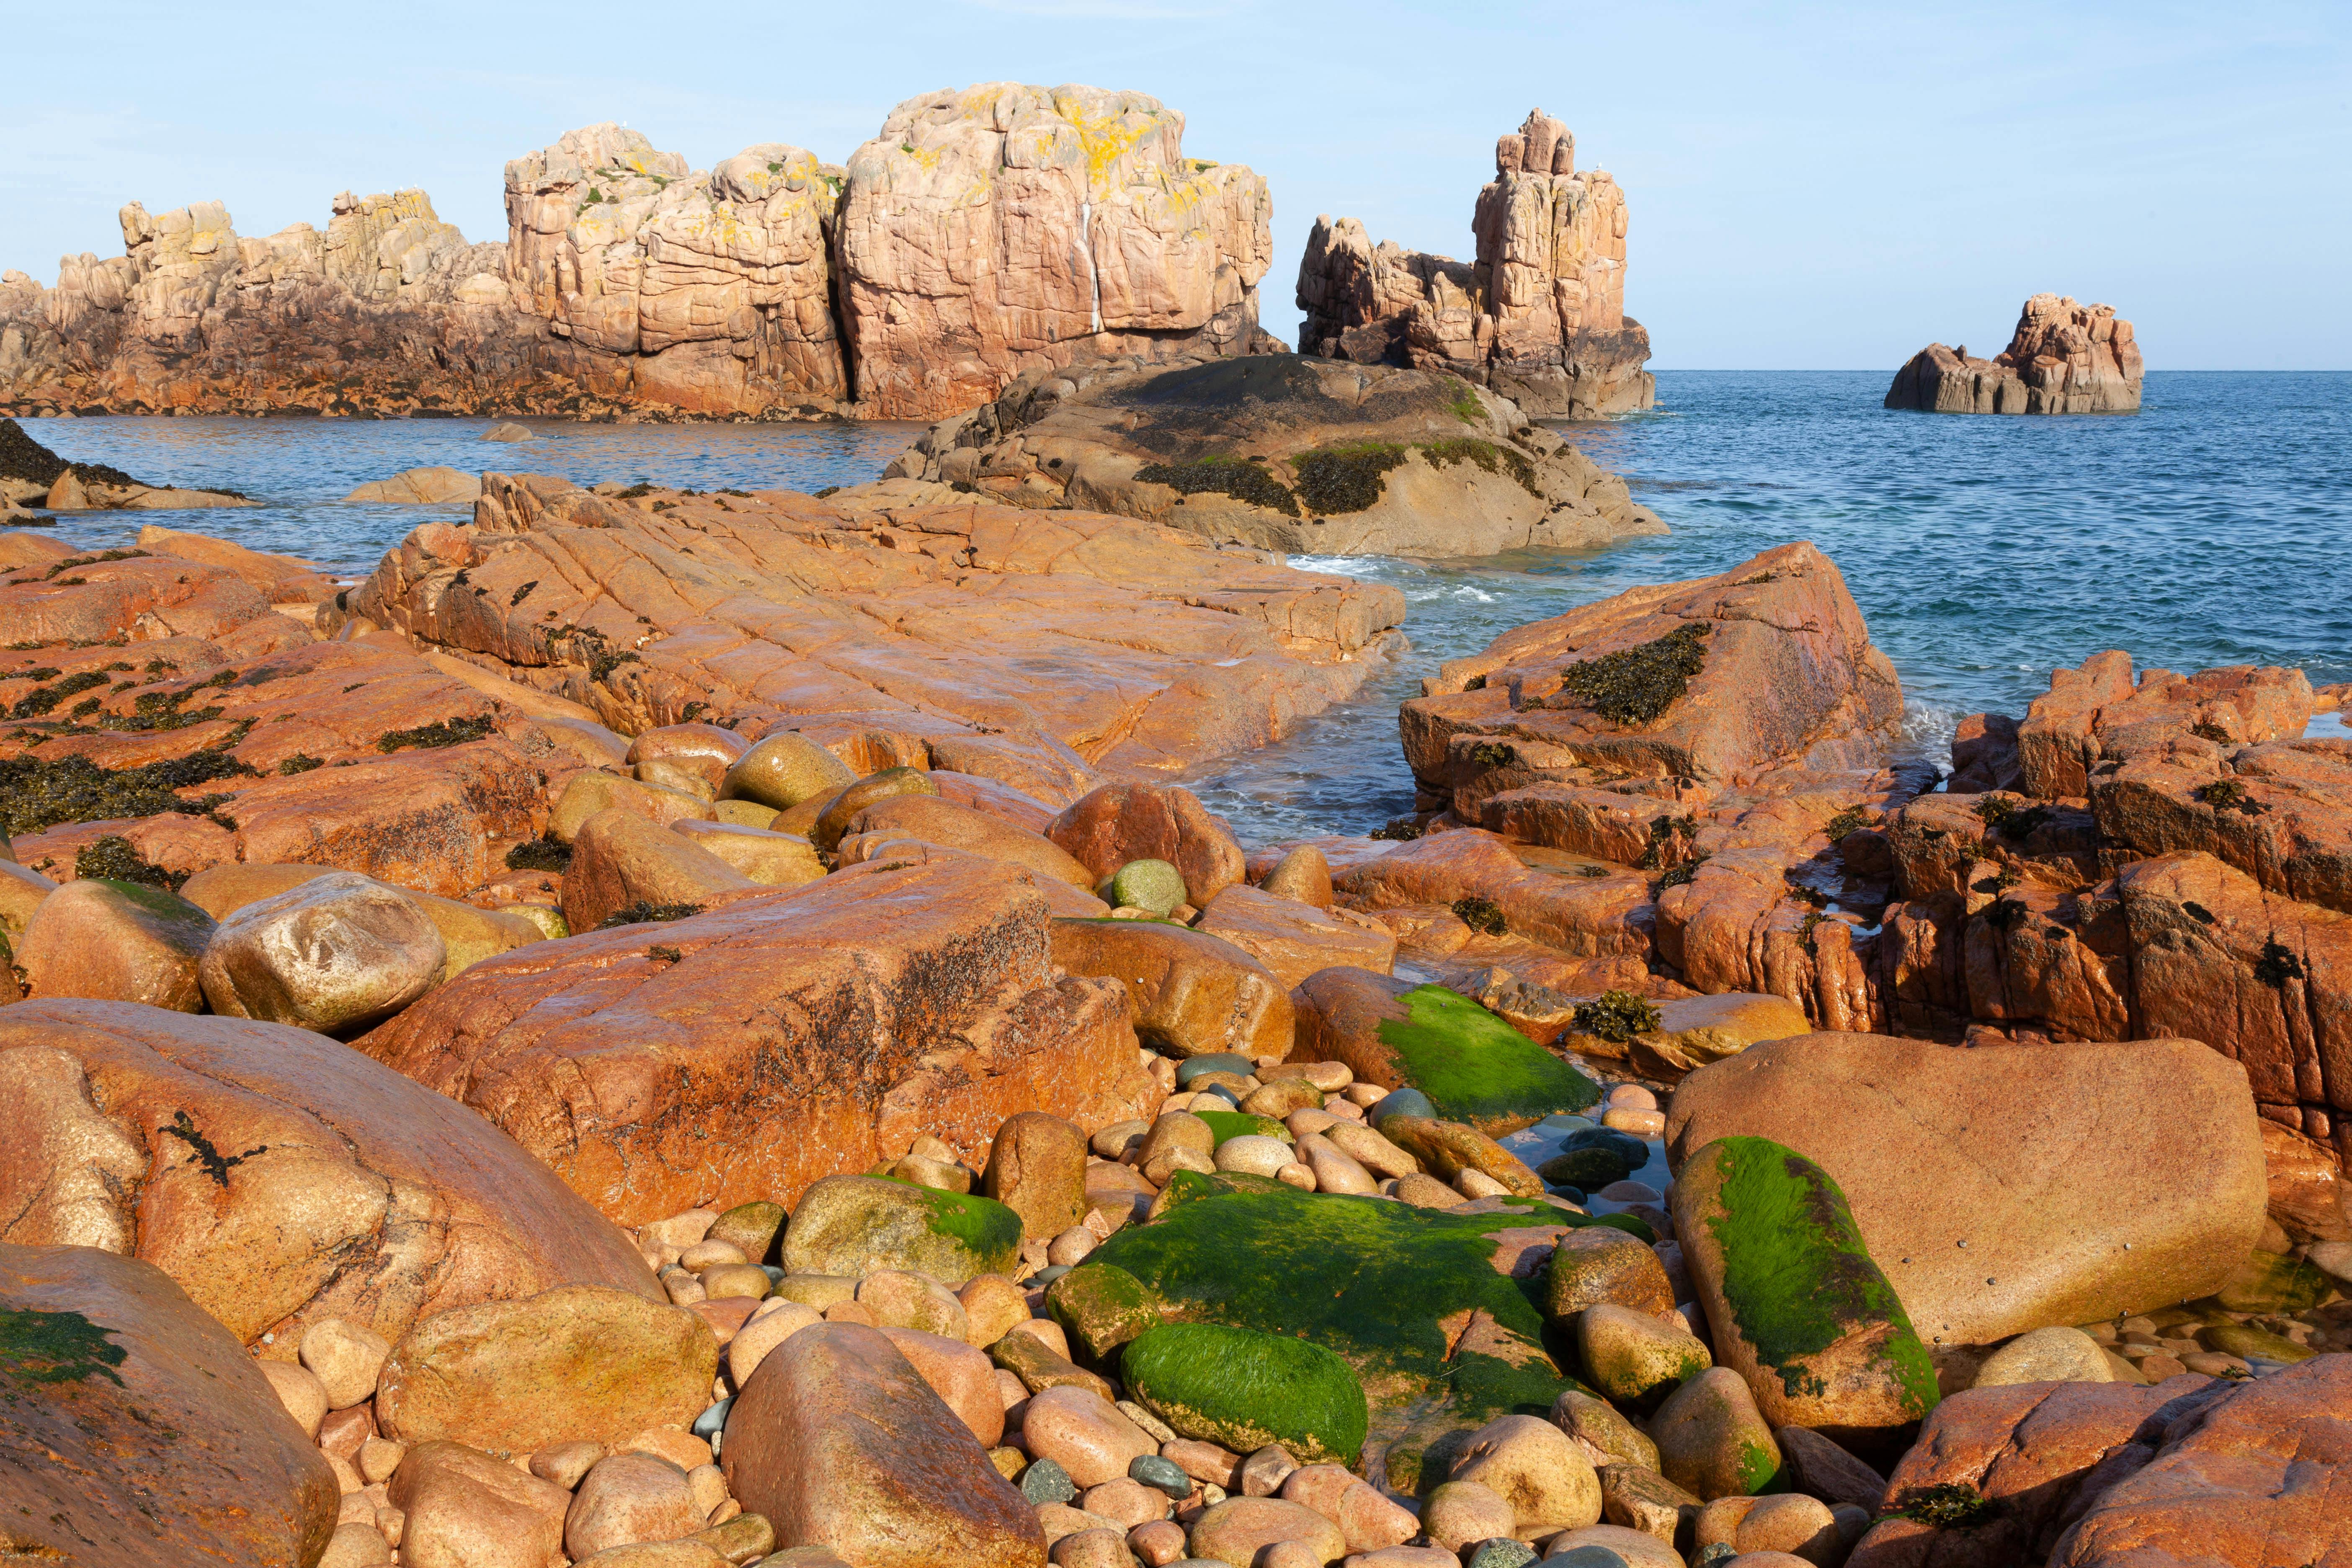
[22, 369, 2349, 846]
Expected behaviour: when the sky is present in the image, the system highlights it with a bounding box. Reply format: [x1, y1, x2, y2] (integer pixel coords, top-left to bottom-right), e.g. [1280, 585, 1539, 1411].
[6, 2, 2346, 369]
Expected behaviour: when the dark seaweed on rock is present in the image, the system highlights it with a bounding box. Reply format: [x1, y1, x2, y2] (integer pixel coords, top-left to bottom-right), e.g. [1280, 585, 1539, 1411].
[0, 751, 254, 836]
[74, 834, 188, 892]
[1571, 990, 1661, 1044]
[374, 714, 495, 753]
[1293, 444, 1408, 514]
[1132, 456, 1302, 517]
[597, 900, 704, 929]
[1557, 622, 1709, 725]
[0, 419, 70, 486]
[505, 838, 572, 872]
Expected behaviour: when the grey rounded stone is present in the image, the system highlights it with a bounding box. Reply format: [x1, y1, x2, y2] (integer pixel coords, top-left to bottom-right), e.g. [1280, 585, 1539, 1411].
[1465, 1541, 1542, 1568]
[1368, 1087, 1436, 1125]
[1019, 1456, 1078, 1505]
[1176, 1054, 1255, 1087]
[1129, 1453, 1194, 1498]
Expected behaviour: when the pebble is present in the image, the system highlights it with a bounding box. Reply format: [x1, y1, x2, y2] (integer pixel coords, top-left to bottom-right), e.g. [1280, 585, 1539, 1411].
[259, 1359, 330, 1438]
[1130, 1453, 1195, 1499]
[1463, 1542, 1540, 1568]
[301, 1318, 393, 1411]
[1342, 1083, 1388, 1107]
[1420, 1481, 1516, 1552]
[1021, 1457, 1080, 1505]
[1128, 1519, 1189, 1566]
[1595, 1181, 1661, 1203]
[681, 1238, 748, 1272]
[1276, 1162, 1318, 1190]
[1388, 1173, 1463, 1209]
[1214, 1135, 1296, 1177]
[1117, 1400, 1178, 1444]
[1080, 1477, 1171, 1528]
[1162, 1437, 1245, 1488]
[1048, 1227, 1099, 1266]
[1602, 1109, 1667, 1135]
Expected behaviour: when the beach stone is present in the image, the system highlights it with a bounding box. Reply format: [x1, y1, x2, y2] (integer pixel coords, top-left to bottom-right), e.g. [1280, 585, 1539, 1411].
[669, 820, 825, 887]
[992, 1324, 1114, 1400]
[1047, 784, 1246, 910]
[987, 1112, 1091, 1241]
[1378, 1116, 1545, 1197]
[848, 795, 1096, 888]
[1294, 1132, 1379, 1195]
[807, 767, 939, 852]
[389, 1440, 570, 1568]
[1186, 1496, 1346, 1568]
[1078, 1477, 1169, 1527]
[1771, 1425, 1885, 1514]
[1052, 917, 1292, 1060]
[551, 770, 716, 843]
[1021, 1385, 1159, 1488]
[700, 1262, 771, 1300]
[1130, 1518, 1190, 1565]
[17, 875, 215, 1011]
[961, 1273, 1033, 1347]
[320, 1521, 396, 1567]
[1650, 1368, 1783, 1501]
[377, 1284, 719, 1453]
[533, 1439, 606, 1488]
[560, 807, 761, 934]
[719, 732, 858, 812]
[1323, 1122, 1421, 1179]
[577, 1544, 730, 1568]
[1259, 846, 1334, 910]
[566, 1452, 702, 1560]
[1973, 1326, 2113, 1388]
[726, 1300, 823, 1387]
[1451, 1413, 1603, 1534]
[722, 1321, 1040, 1567]
[1214, 1134, 1296, 1177]
[1597, 1463, 1697, 1543]
[1421, 1481, 1517, 1553]
[1291, 968, 1598, 1134]
[1045, 1262, 1164, 1360]
[1551, 1388, 1658, 1471]
[1347, 1553, 1458, 1568]
[1152, 1438, 1238, 1490]
[1050, 1525, 1133, 1568]
[706, 1201, 787, 1264]
[1022, 1458, 1081, 1505]
[1106, 859, 1188, 915]
[1574, 1303, 1711, 1410]
[1124, 1322, 1368, 1466]
[690, 1511, 774, 1561]
[1545, 1228, 1676, 1321]
[878, 1325, 1004, 1447]
[627, 722, 749, 791]
[1464, 1543, 1540, 1568]
[1276, 1461, 1354, 1521]
[1665, 1032, 2267, 1347]
[857, 1270, 968, 1338]
[1732, 1495, 1839, 1561]
[1671, 1136, 1939, 1454]
[196, 870, 444, 1032]
[2197, 1320, 2313, 1364]
[781, 1174, 1022, 1287]
[259, 1357, 331, 1436]
[301, 1316, 393, 1410]
[0, 1243, 340, 1564]
[1130, 1453, 1195, 1500]
[1241, 1077, 1326, 1119]
[1335, 1481, 1419, 1551]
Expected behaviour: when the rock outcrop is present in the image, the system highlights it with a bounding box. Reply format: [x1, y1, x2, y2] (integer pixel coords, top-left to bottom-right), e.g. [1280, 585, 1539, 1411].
[0, 417, 250, 511]
[1297, 111, 1653, 418]
[1, 87, 1273, 421]
[350, 474, 1403, 778]
[1886, 294, 2143, 415]
[881, 352, 1664, 557]
[836, 84, 1275, 419]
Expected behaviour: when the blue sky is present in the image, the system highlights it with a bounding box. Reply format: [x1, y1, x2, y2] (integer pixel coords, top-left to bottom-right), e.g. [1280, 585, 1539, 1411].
[7, 1, 2345, 368]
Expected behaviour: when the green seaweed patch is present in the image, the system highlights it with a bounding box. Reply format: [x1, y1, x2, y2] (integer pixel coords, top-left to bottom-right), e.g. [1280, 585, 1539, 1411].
[1701, 1137, 1938, 1415]
[1293, 442, 1408, 514]
[0, 750, 253, 837]
[1421, 438, 1542, 499]
[1737, 1439, 1784, 1496]
[1124, 1322, 1368, 1465]
[1194, 1109, 1292, 1147]
[1134, 456, 1302, 517]
[1373, 984, 1599, 1131]
[1557, 622, 1709, 725]
[916, 1186, 1024, 1263]
[1097, 1172, 1622, 1437]
[0, 1305, 127, 1389]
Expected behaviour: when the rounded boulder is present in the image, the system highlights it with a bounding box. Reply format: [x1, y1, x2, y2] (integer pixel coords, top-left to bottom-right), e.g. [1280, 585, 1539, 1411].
[198, 871, 445, 1033]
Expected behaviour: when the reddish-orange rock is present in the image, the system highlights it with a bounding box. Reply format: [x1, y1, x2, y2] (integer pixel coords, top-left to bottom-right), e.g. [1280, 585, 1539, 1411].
[2014, 650, 2311, 801]
[1887, 294, 2144, 416]
[0, 998, 660, 1350]
[358, 859, 1153, 1223]
[0, 1241, 342, 1568]
[1046, 783, 1247, 907]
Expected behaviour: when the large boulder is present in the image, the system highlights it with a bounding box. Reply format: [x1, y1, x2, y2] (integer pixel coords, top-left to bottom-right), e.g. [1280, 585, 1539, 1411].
[1297, 110, 1655, 420]
[722, 1321, 1044, 1567]
[0, 1241, 340, 1566]
[15, 875, 214, 1010]
[376, 1284, 719, 1453]
[836, 84, 1270, 420]
[361, 860, 1154, 1224]
[0, 999, 661, 1349]
[1885, 295, 2143, 416]
[197, 869, 448, 1032]
[1045, 783, 1246, 909]
[1665, 1033, 2267, 1346]
[779, 1176, 1022, 1287]
[1403, 542, 1904, 816]
[1049, 916, 1293, 1061]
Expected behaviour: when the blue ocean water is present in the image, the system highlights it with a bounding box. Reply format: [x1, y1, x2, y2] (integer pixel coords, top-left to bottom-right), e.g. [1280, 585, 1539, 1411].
[19, 371, 2347, 843]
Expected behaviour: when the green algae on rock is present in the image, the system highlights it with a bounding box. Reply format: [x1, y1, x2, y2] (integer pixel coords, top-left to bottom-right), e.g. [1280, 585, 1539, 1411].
[1293, 969, 1598, 1135]
[1671, 1136, 1938, 1454]
[1045, 1263, 1165, 1361]
[1193, 1109, 1293, 1147]
[1124, 1322, 1368, 1464]
[780, 1175, 1021, 1287]
[1096, 1170, 1625, 1487]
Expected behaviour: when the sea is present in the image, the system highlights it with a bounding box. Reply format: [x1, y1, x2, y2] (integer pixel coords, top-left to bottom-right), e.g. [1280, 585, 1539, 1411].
[19, 370, 2348, 845]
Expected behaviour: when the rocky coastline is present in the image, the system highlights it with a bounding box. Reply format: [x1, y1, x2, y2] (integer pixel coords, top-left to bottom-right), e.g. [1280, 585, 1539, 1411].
[1885, 295, 2143, 415]
[2, 419, 2345, 1568]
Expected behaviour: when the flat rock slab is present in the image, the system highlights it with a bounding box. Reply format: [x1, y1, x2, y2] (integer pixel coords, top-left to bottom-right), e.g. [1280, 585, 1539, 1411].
[0, 1240, 340, 1565]
[353, 477, 1405, 781]
[1665, 1032, 2267, 1346]
[0, 998, 660, 1349]
[360, 858, 1156, 1224]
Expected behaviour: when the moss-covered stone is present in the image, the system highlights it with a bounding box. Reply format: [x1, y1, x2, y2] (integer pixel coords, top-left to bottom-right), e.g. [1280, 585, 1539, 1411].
[1299, 971, 1597, 1135]
[1124, 1322, 1367, 1464]
[2210, 1248, 2333, 1314]
[1576, 1302, 1711, 1410]
[1671, 1137, 1938, 1452]
[1045, 1263, 1164, 1361]
[1134, 456, 1302, 516]
[1096, 1171, 1638, 1485]
[706, 1200, 786, 1264]
[1539, 1147, 1635, 1190]
[779, 1174, 1020, 1286]
[2196, 1321, 2314, 1364]
[1194, 1109, 1292, 1147]
[1106, 859, 1186, 916]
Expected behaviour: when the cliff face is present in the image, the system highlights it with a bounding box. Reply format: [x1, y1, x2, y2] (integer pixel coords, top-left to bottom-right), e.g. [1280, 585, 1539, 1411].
[835, 84, 1276, 419]
[1886, 293, 2143, 414]
[1295, 110, 1653, 419]
[0, 85, 1273, 422]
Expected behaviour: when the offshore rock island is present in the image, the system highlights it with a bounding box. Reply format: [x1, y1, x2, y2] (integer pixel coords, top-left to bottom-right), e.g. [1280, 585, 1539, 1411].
[1885, 294, 2143, 415]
